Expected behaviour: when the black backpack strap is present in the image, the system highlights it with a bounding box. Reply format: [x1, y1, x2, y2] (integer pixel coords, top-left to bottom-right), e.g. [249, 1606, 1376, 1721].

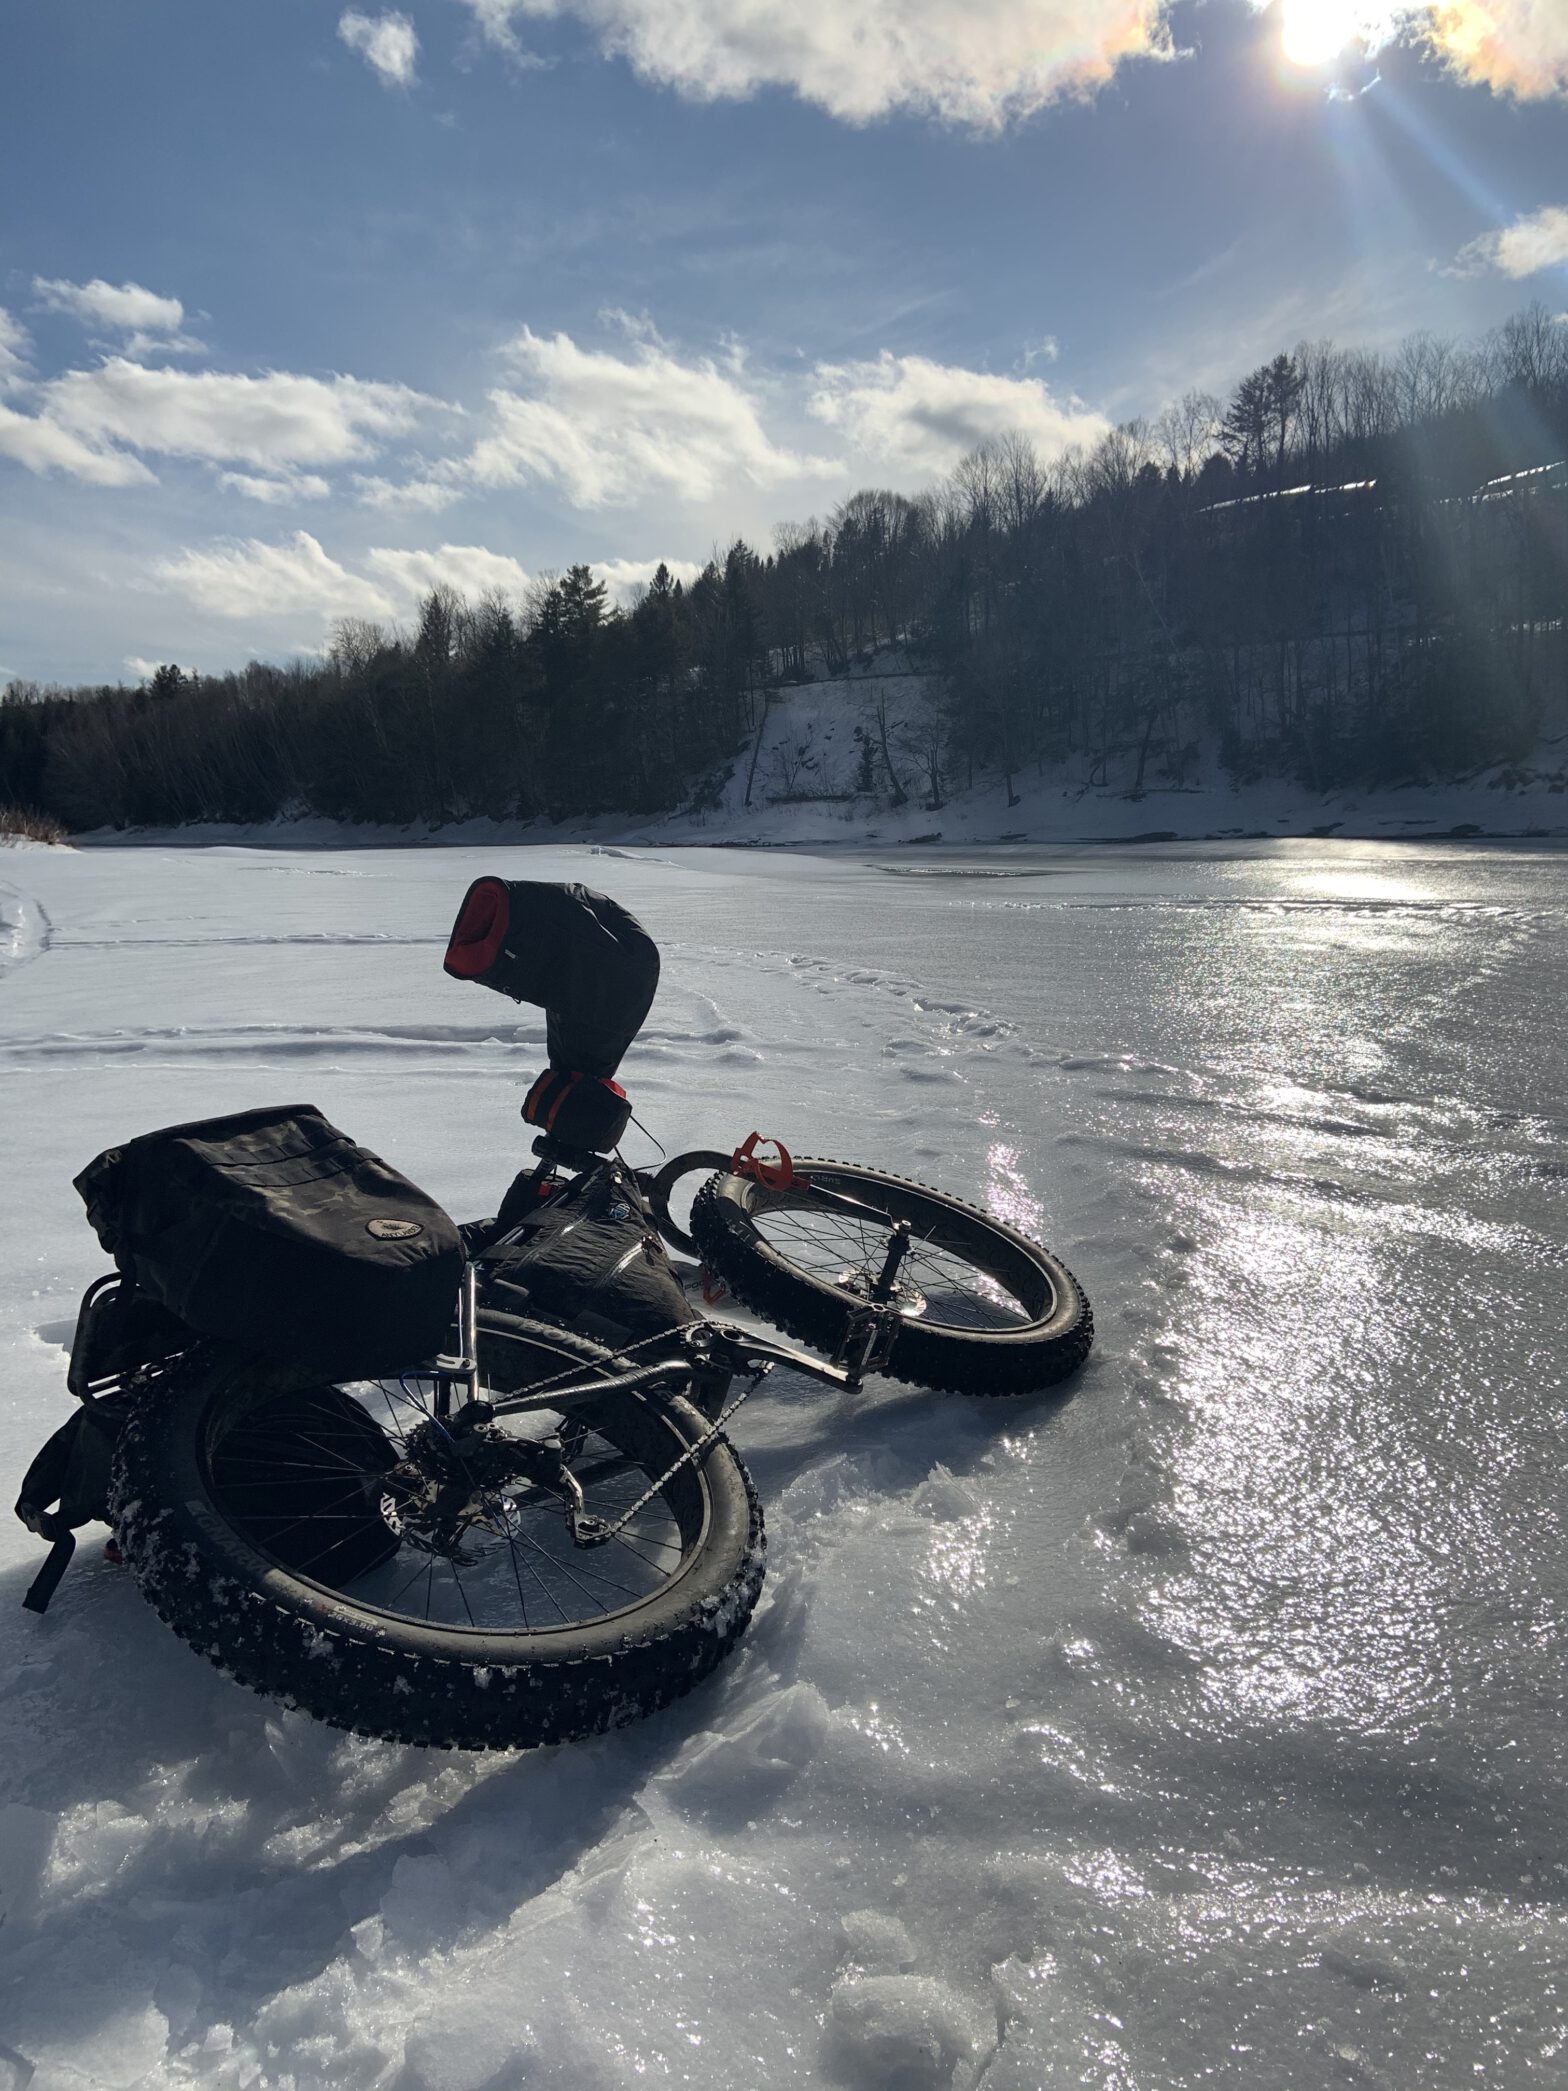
[15, 1406, 125, 1615]
[22, 1525, 77, 1615]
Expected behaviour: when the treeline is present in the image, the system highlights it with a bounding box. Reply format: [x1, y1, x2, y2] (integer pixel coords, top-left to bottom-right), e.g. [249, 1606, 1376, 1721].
[3, 303, 1567, 830]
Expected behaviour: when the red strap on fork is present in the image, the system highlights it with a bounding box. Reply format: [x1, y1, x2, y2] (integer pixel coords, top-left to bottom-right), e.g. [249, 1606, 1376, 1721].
[729, 1131, 806, 1192]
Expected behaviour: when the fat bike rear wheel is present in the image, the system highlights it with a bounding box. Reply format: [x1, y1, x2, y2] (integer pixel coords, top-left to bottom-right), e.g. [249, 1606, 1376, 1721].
[691, 1159, 1092, 1395]
[110, 1312, 764, 1750]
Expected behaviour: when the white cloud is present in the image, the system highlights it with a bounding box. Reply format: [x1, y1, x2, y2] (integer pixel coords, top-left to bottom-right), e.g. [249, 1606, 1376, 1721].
[34, 360, 441, 474]
[148, 528, 723, 648]
[124, 328, 208, 362]
[156, 532, 397, 623]
[464, 1, 1568, 117]
[459, 1, 1177, 125]
[1451, 201, 1568, 279]
[1407, 2, 1568, 101]
[219, 469, 333, 503]
[0, 400, 157, 486]
[592, 554, 705, 601]
[458, 325, 839, 508]
[123, 657, 167, 682]
[154, 533, 544, 634]
[365, 543, 533, 604]
[808, 352, 1110, 477]
[354, 472, 466, 512]
[0, 310, 30, 393]
[33, 276, 187, 336]
[339, 9, 421, 88]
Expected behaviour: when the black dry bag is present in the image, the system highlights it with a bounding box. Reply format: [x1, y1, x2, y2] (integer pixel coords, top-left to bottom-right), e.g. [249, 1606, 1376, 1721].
[74, 1104, 462, 1379]
[443, 879, 659, 1081]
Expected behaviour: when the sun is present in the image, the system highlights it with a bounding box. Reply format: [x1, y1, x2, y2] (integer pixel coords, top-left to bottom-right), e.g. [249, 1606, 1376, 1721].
[1280, 0, 1360, 68]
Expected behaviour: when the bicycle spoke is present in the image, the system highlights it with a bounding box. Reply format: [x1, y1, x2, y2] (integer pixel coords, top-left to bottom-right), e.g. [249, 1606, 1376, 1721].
[206, 1336, 709, 1638]
[738, 1169, 1048, 1335]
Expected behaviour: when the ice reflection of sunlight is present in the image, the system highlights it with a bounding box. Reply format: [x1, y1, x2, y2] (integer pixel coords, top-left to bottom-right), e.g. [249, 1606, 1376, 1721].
[1141, 1194, 1476, 1734]
[986, 1143, 1045, 1237]
[923, 1511, 994, 1605]
[1270, 866, 1437, 908]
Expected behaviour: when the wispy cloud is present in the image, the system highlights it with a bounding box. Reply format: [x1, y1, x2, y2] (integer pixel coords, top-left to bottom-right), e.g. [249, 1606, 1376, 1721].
[153, 532, 544, 629]
[0, 400, 157, 486]
[0, 360, 444, 486]
[365, 542, 532, 603]
[34, 276, 186, 335]
[219, 469, 334, 504]
[0, 310, 31, 394]
[593, 553, 703, 601]
[809, 352, 1110, 477]
[1450, 200, 1568, 279]
[455, 325, 840, 507]
[338, 9, 420, 89]
[354, 472, 466, 512]
[156, 531, 398, 622]
[32, 276, 206, 360]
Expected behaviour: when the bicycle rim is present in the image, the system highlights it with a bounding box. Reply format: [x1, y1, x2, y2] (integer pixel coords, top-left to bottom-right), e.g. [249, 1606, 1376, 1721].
[744, 1167, 1056, 1332]
[199, 1340, 712, 1638]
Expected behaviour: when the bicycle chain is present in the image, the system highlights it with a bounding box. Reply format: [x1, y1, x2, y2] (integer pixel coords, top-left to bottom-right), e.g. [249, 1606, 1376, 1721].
[473, 1314, 763, 1548]
[573, 1370, 767, 1548]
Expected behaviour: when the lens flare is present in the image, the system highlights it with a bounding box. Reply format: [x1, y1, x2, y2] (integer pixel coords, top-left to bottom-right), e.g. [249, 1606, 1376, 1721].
[1281, 0, 1361, 67]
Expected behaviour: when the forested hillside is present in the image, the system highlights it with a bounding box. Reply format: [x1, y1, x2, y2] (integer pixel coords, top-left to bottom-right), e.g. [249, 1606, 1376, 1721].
[3, 305, 1565, 833]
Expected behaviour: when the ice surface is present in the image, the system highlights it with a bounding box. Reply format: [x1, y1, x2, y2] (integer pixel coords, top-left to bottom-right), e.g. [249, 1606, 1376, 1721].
[1, 839, 1565, 2087]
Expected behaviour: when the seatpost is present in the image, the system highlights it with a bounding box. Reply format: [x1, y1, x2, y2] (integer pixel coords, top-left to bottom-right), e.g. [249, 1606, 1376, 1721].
[435, 1261, 481, 1421]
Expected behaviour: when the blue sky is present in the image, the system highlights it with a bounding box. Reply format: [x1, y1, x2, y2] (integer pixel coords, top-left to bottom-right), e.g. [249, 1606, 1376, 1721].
[2, 0, 1565, 683]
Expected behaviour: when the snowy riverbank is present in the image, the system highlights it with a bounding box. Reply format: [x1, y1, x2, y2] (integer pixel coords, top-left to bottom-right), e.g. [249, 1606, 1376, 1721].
[43, 661, 1568, 854]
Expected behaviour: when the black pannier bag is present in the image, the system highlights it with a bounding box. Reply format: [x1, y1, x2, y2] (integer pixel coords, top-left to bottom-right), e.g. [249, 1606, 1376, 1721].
[73, 1103, 463, 1379]
[444, 881, 658, 1152]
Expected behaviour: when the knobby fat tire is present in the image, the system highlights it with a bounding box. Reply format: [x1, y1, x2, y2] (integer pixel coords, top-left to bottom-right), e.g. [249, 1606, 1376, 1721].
[109, 1313, 765, 1751]
[690, 1159, 1093, 1396]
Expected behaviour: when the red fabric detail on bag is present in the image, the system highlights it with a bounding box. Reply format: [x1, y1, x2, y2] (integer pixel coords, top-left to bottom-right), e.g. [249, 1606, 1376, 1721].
[522, 1070, 553, 1127]
[443, 877, 510, 979]
[542, 1072, 580, 1134]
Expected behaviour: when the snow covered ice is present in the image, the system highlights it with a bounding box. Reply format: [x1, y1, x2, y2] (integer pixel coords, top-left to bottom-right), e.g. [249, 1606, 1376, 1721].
[1, 837, 1565, 2088]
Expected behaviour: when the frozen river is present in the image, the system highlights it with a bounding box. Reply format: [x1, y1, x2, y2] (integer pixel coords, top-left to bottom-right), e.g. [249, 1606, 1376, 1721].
[1, 838, 1564, 2088]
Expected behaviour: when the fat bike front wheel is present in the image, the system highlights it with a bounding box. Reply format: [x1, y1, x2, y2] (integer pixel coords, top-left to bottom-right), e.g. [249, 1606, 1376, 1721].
[110, 1312, 764, 1750]
[691, 1159, 1092, 1396]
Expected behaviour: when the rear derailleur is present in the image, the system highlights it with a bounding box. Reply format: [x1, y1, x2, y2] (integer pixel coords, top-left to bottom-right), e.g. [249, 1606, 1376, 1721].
[373, 1415, 606, 1562]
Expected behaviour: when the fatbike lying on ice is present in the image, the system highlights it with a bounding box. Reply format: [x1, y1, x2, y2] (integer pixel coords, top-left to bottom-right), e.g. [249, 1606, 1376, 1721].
[16, 878, 1093, 1751]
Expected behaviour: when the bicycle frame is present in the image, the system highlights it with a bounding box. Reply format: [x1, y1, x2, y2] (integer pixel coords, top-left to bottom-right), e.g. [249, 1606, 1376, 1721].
[431, 1132, 907, 1425]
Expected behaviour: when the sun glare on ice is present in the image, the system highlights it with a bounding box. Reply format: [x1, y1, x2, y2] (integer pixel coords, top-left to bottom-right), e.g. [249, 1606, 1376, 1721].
[1280, 0, 1359, 67]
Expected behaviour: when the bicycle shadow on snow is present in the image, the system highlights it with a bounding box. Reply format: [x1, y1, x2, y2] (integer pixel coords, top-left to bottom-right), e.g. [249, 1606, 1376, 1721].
[0, 1372, 1087, 2070]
